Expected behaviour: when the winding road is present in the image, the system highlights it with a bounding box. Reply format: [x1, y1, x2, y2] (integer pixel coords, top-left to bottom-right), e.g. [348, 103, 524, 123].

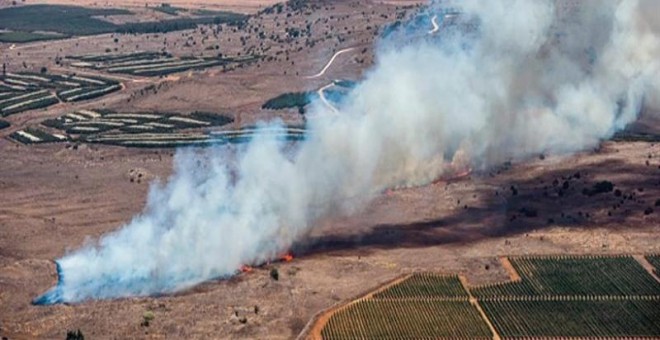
[428, 15, 440, 34]
[314, 14, 442, 113]
[305, 47, 355, 79]
[317, 82, 339, 113]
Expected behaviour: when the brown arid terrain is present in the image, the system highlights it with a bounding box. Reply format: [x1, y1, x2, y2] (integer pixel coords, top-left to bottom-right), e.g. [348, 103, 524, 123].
[1, 130, 659, 339]
[0, 0, 659, 339]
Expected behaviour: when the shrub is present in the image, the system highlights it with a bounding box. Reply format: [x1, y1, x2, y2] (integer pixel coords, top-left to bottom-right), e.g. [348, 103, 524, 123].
[583, 181, 614, 196]
[66, 329, 84, 340]
[141, 311, 155, 327]
[262, 92, 316, 110]
[270, 268, 279, 281]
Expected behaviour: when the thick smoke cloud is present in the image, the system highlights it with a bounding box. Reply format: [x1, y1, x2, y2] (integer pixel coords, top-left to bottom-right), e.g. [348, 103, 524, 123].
[36, 0, 659, 304]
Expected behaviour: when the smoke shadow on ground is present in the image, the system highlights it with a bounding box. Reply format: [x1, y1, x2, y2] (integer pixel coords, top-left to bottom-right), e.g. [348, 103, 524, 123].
[295, 154, 660, 256]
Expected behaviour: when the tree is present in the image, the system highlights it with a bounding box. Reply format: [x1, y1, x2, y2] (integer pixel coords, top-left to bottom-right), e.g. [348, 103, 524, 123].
[270, 268, 279, 281]
[40, 67, 48, 74]
[66, 329, 84, 340]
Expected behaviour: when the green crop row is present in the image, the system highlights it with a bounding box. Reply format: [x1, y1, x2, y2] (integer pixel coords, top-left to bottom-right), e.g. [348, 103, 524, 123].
[58, 84, 121, 102]
[481, 299, 660, 337]
[322, 300, 492, 339]
[472, 255, 660, 298]
[9, 127, 65, 144]
[646, 255, 660, 277]
[0, 92, 59, 117]
[373, 274, 469, 300]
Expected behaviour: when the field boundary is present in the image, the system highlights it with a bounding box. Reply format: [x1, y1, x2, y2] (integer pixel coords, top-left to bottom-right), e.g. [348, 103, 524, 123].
[460, 275, 500, 340]
[499, 256, 521, 282]
[634, 255, 660, 284]
[298, 274, 411, 340]
[300, 254, 660, 339]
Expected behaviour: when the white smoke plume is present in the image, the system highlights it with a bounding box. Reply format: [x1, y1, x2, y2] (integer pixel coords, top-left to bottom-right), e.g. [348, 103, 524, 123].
[35, 0, 659, 304]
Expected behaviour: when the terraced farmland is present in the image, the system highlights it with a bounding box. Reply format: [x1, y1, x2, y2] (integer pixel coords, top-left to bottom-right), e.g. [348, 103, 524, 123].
[9, 108, 305, 147]
[67, 52, 258, 77]
[320, 273, 492, 339]
[9, 127, 67, 144]
[0, 72, 121, 116]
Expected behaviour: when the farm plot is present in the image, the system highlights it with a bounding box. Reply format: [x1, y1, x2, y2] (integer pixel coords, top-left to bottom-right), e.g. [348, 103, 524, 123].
[210, 125, 305, 144]
[647, 255, 660, 276]
[11, 108, 306, 147]
[322, 300, 492, 340]
[9, 127, 67, 144]
[0, 72, 121, 116]
[471, 255, 660, 298]
[67, 52, 258, 77]
[373, 273, 469, 300]
[91, 125, 306, 148]
[481, 298, 660, 338]
[42, 110, 233, 136]
[319, 273, 491, 339]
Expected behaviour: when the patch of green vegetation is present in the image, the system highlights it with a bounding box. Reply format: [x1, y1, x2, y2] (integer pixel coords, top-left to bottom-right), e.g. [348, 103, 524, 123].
[9, 127, 64, 144]
[0, 119, 9, 130]
[193, 9, 239, 16]
[482, 299, 660, 338]
[66, 329, 85, 340]
[68, 51, 166, 63]
[0, 4, 247, 37]
[373, 274, 469, 299]
[0, 31, 69, 43]
[141, 310, 155, 327]
[262, 92, 317, 110]
[334, 79, 358, 89]
[116, 15, 246, 34]
[472, 255, 660, 298]
[190, 111, 233, 126]
[0, 5, 128, 36]
[152, 4, 185, 16]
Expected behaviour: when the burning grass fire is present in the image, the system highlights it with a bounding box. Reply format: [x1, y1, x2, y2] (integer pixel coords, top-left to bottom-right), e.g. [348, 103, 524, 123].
[35, 0, 660, 304]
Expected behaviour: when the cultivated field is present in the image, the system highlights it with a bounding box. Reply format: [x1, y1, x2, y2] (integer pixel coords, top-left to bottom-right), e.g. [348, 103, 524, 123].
[0, 71, 121, 116]
[9, 108, 306, 147]
[311, 255, 660, 339]
[67, 51, 258, 77]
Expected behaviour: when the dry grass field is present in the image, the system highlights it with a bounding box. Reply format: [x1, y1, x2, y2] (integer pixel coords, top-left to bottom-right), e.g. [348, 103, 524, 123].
[0, 0, 658, 339]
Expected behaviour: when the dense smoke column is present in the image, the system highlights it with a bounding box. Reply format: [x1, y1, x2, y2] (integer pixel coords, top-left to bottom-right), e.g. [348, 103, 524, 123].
[35, 0, 659, 304]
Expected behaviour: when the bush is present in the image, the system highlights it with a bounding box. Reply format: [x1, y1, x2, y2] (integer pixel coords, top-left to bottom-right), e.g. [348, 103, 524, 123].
[262, 92, 316, 110]
[66, 329, 84, 340]
[270, 268, 279, 281]
[141, 311, 155, 327]
[582, 181, 614, 197]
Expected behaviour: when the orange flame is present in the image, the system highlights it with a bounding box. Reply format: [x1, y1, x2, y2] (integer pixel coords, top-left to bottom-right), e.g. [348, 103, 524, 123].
[241, 265, 253, 273]
[281, 252, 294, 262]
